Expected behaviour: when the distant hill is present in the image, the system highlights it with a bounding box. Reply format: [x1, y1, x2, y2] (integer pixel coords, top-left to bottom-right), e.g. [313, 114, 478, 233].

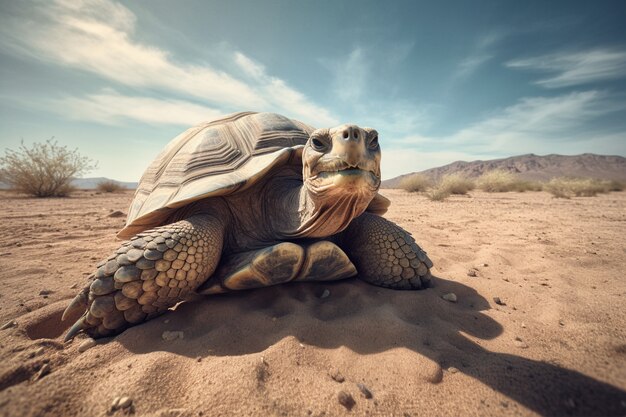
[70, 177, 138, 190]
[382, 153, 626, 189]
[0, 177, 138, 190]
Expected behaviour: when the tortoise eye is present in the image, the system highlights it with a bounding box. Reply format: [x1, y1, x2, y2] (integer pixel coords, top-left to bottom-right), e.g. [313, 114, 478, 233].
[311, 137, 327, 151]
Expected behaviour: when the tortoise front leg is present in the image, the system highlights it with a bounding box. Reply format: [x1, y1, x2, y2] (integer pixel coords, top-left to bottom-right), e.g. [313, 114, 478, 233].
[336, 212, 432, 290]
[63, 214, 226, 340]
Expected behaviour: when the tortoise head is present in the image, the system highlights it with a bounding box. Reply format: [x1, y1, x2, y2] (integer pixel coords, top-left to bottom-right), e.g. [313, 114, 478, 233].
[302, 124, 381, 200]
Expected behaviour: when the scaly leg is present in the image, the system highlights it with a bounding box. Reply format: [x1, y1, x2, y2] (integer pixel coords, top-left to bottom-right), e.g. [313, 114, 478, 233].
[336, 213, 433, 290]
[63, 214, 226, 340]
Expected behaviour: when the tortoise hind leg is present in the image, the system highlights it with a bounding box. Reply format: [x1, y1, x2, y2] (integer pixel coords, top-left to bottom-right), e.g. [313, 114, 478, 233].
[336, 212, 433, 290]
[63, 214, 226, 340]
[197, 241, 356, 293]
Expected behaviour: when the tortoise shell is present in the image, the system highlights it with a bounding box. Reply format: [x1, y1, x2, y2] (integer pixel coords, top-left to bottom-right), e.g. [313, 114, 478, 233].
[118, 112, 390, 239]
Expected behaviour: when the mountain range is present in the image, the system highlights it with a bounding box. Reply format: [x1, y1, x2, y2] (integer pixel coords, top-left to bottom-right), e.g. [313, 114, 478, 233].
[381, 153, 626, 189]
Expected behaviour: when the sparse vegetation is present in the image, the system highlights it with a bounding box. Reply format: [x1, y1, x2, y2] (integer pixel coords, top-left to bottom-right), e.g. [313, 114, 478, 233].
[438, 174, 475, 195]
[399, 174, 433, 192]
[0, 139, 95, 197]
[544, 177, 613, 198]
[476, 170, 532, 192]
[425, 186, 451, 201]
[607, 180, 625, 192]
[97, 180, 125, 193]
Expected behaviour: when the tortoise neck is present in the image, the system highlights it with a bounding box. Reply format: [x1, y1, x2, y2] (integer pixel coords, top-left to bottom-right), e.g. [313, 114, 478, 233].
[273, 179, 373, 239]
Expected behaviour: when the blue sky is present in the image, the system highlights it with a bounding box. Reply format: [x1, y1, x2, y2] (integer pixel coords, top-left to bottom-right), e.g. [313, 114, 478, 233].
[1, 0, 625, 181]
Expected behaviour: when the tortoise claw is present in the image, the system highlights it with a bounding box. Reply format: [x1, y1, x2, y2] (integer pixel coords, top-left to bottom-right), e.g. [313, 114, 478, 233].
[62, 288, 88, 322]
[64, 316, 86, 342]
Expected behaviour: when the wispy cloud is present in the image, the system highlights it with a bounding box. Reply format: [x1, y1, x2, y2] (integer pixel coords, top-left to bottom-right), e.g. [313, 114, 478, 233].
[232, 52, 338, 126]
[382, 90, 626, 178]
[53, 89, 224, 126]
[0, 0, 336, 126]
[452, 31, 503, 80]
[506, 48, 626, 88]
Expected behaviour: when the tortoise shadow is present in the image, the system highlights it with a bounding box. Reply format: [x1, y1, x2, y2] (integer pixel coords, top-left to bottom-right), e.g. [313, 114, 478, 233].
[116, 275, 626, 416]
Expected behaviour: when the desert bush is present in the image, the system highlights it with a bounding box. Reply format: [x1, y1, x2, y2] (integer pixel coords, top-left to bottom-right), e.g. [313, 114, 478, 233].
[476, 169, 528, 192]
[399, 174, 433, 192]
[425, 186, 451, 201]
[0, 139, 95, 197]
[545, 177, 612, 198]
[513, 180, 544, 192]
[606, 180, 625, 192]
[438, 173, 475, 195]
[97, 180, 125, 193]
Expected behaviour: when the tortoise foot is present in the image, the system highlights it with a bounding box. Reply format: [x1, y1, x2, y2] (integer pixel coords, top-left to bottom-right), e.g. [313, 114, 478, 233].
[199, 241, 356, 293]
[63, 215, 225, 340]
[338, 213, 433, 290]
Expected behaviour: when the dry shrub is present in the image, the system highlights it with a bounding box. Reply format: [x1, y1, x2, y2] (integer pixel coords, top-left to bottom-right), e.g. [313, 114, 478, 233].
[476, 170, 528, 192]
[425, 186, 450, 201]
[606, 180, 625, 192]
[0, 139, 95, 197]
[545, 177, 612, 198]
[438, 174, 475, 195]
[399, 174, 433, 192]
[97, 180, 125, 193]
[513, 180, 544, 192]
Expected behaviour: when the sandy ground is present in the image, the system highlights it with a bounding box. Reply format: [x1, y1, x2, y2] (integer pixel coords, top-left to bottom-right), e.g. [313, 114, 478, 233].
[0, 189, 625, 417]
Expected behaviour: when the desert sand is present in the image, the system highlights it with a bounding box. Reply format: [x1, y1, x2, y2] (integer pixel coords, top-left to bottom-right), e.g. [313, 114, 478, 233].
[0, 189, 625, 417]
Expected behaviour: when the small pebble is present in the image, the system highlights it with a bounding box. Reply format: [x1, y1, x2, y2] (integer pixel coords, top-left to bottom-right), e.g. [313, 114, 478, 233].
[483, 263, 489, 267]
[162, 331, 184, 341]
[467, 269, 477, 277]
[559, 319, 565, 326]
[330, 369, 345, 383]
[196, 356, 202, 362]
[357, 383, 373, 399]
[118, 397, 133, 409]
[33, 363, 50, 381]
[442, 293, 457, 303]
[1, 320, 17, 330]
[514, 337, 529, 349]
[108, 210, 126, 218]
[111, 397, 121, 410]
[39, 290, 53, 296]
[521, 323, 527, 328]
[493, 297, 506, 306]
[337, 391, 355, 410]
[320, 289, 330, 299]
[78, 338, 97, 353]
[448, 367, 459, 373]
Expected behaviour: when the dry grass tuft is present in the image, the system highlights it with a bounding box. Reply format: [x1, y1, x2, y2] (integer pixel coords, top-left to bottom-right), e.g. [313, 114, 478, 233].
[399, 174, 433, 192]
[96, 180, 125, 193]
[438, 174, 475, 195]
[425, 186, 451, 201]
[544, 177, 613, 198]
[476, 170, 532, 192]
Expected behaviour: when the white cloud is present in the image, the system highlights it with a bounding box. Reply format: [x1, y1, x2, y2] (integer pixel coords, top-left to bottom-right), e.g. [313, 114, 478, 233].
[506, 48, 626, 88]
[0, 0, 337, 126]
[54, 89, 224, 126]
[232, 52, 338, 126]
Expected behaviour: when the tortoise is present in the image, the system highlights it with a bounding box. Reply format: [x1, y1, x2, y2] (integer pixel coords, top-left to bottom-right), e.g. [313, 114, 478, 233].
[63, 112, 433, 340]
